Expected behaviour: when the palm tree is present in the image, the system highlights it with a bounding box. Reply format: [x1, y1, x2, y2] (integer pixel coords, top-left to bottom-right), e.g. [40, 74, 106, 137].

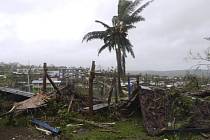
[115, 0, 153, 75]
[83, 0, 153, 96]
[83, 20, 133, 96]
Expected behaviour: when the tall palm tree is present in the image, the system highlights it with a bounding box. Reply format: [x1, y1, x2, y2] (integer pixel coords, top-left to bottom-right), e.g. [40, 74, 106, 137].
[83, 20, 134, 97]
[115, 0, 153, 75]
[83, 0, 153, 96]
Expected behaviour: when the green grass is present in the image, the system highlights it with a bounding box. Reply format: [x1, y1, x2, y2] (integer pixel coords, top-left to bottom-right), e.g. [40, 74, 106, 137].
[0, 115, 30, 127]
[61, 116, 206, 140]
[62, 117, 160, 140]
[0, 113, 206, 140]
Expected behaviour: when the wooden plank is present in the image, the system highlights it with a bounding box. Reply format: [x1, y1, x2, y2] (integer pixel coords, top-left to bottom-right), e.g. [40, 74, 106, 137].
[68, 94, 74, 112]
[84, 103, 110, 111]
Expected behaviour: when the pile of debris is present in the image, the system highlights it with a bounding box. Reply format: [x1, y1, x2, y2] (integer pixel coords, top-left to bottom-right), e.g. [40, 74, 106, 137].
[139, 87, 169, 136]
[119, 86, 210, 136]
[3, 77, 210, 137]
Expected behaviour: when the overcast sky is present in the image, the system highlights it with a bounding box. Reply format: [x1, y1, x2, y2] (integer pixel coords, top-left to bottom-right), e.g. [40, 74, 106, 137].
[0, 0, 210, 71]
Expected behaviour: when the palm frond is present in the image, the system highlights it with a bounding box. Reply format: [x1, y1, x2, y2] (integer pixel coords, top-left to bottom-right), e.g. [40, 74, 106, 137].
[82, 31, 105, 42]
[126, 0, 143, 15]
[125, 25, 136, 30]
[132, 0, 153, 17]
[124, 15, 145, 25]
[122, 47, 128, 58]
[204, 37, 210, 41]
[127, 46, 135, 58]
[95, 20, 110, 28]
[122, 38, 135, 58]
[98, 43, 112, 55]
[118, 0, 132, 19]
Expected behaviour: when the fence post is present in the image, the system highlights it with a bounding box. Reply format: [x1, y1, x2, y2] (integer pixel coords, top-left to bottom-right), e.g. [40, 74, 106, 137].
[136, 75, 140, 88]
[128, 76, 131, 98]
[89, 61, 95, 115]
[42, 63, 47, 93]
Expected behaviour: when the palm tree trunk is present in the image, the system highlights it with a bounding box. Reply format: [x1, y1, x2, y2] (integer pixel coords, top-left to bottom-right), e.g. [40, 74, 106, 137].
[122, 54, 126, 76]
[115, 48, 123, 98]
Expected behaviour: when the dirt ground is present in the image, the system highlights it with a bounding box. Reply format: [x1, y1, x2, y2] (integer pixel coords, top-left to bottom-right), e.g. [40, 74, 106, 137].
[0, 127, 53, 140]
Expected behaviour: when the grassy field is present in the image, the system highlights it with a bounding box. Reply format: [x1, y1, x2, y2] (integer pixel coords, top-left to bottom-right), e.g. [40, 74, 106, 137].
[0, 114, 206, 140]
[61, 116, 204, 140]
[62, 117, 154, 140]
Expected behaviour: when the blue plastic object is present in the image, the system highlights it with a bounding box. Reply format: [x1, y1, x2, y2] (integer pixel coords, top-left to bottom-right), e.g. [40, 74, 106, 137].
[32, 118, 61, 135]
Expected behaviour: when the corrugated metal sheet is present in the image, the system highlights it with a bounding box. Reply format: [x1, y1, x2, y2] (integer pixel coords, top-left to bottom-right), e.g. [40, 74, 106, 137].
[0, 87, 34, 97]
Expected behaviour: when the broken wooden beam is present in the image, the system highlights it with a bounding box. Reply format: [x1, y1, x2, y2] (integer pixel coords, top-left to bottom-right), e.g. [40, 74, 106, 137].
[46, 74, 61, 95]
[83, 103, 110, 111]
[68, 117, 113, 130]
[67, 94, 74, 112]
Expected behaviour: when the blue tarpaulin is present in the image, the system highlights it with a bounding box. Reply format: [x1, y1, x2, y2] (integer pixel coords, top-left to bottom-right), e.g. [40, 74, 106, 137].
[32, 118, 61, 135]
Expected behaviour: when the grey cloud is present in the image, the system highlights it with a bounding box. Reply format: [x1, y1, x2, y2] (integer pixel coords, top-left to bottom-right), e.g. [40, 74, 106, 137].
[0, 0, 61, 14]
[121, 0, 210, 70]
[0, 0, 210, 71]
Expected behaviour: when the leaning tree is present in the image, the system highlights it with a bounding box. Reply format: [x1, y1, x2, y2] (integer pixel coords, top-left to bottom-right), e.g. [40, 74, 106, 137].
[83, 0, 153, 96]
[114, 0, 153, 75]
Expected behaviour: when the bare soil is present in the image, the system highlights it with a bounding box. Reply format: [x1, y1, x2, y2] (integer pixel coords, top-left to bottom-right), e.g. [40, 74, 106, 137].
[0, 127, 52, 140]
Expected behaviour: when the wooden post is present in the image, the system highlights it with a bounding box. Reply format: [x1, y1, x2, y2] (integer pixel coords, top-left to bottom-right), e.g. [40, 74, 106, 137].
[42, 63, 47, 93]
[108, 77, 116, 107]
[89, 61, 95, 115]
[114, 72, 118, 104]
[136, 75, 140, 88]
[128, 76, 131, 98]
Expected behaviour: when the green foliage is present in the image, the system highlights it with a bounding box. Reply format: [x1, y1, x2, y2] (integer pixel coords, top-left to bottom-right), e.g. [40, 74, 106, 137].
[0, 117, 11, 127]
[174, 95, 194, 114]
[117, 0, 153, 26]
[0, 115, 30, 127]
[45, 100, 65, 116]
[163, 133, 203, 140]
[166, 90, 196, 129]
